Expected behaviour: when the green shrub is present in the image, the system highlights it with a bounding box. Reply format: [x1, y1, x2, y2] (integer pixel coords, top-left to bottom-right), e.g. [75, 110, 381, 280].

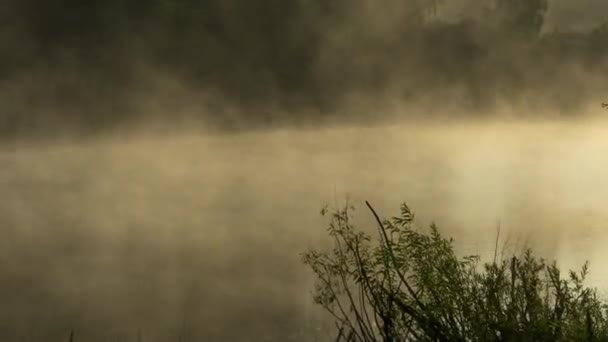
[302, 201, 608, 341]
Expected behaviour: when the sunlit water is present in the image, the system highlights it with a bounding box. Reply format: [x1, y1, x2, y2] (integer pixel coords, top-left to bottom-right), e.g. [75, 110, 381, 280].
[2, 119, 608, 340]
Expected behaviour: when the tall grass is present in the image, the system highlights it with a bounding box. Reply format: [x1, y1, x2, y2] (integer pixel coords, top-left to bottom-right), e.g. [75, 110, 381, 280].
[302, 201, 608, 341]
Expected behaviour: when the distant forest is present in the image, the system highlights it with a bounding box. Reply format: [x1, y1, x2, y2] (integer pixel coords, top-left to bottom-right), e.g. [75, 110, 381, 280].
[1, 0, 607, 136]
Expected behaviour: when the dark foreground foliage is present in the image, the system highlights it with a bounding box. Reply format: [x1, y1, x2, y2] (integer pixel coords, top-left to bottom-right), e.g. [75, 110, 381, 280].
[302, 201, 608, 341]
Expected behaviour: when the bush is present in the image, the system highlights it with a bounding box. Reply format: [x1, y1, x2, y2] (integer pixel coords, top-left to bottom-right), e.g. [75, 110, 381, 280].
[302, 201, 608, 341]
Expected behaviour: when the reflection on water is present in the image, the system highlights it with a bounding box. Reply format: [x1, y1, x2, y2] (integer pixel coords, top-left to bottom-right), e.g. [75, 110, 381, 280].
[1, 119, 608, 340]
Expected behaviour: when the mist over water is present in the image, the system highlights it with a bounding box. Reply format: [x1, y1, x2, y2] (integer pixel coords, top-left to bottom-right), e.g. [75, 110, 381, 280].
[3, 116, 608, 340]
[2, 0, 608, 340]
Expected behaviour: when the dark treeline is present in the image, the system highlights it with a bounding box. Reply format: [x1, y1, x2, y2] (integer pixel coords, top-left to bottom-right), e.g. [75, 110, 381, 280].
[1, 0, 608, 137]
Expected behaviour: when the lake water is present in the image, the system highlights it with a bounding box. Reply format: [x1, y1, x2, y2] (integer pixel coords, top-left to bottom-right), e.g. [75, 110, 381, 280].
[2, 119, 608, 340]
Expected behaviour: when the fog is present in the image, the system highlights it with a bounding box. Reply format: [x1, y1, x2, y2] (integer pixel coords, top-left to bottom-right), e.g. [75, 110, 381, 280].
[2, 0, 608, 340]
[2, 0, 608, 138]
[3, 115, 608, 340]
